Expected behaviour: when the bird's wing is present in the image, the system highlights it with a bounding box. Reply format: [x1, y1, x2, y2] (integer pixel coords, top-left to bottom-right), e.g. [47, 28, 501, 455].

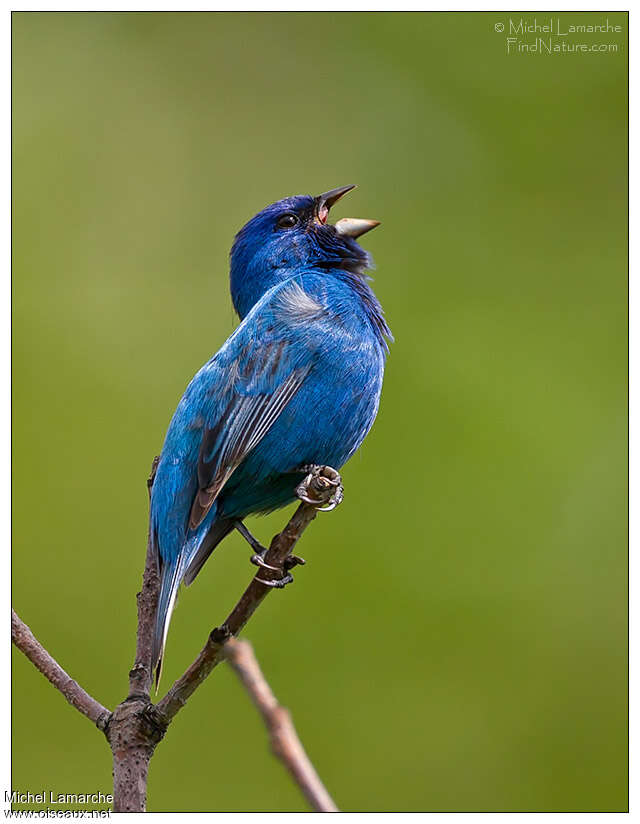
[188, 282, 324, 530]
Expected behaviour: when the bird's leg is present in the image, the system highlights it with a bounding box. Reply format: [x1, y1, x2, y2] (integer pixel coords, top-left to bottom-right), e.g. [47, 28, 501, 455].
[295, 465, 344, 511]
[233, 520, 280, 571]
[235, 520, 300, 587]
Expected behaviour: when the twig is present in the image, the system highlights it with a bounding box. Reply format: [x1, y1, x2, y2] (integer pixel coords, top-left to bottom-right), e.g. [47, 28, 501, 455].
[155, 466, 340, 724]
[11, 609, 111, 731]
[224, 638, 339, 812]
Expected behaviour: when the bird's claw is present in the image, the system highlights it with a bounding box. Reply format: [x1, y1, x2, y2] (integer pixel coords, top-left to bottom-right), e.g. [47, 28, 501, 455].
[284, 554, 305, 571]
[255, 554, 304, 588]
[295, 465, 344, 511]
[255, 572, 295, 588]
[250, 552, 280, 572]
[314, 486, 344, 512]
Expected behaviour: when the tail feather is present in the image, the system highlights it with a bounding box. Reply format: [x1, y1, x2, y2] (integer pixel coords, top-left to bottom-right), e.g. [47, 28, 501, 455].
[152, 555, 186, 688]
[151, 517, 235, 687]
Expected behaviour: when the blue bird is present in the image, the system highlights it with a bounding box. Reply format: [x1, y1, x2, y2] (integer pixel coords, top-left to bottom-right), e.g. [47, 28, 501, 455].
[150, 185, 392, 676]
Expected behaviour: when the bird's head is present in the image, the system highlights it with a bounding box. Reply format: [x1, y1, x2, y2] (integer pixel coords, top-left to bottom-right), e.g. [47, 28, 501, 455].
[230, 185, 379, 318]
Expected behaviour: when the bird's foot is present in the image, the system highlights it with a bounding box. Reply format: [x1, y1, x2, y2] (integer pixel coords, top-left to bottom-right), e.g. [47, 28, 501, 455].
[255, 554, 305, 588]
[255, 571, 295, 588]
[250, 550, 280, 572]
[296, 465, 344, 511]
[234, 520, 280, 571]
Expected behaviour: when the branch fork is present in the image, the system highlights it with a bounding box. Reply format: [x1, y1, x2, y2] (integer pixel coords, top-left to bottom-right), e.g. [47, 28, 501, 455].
[12, 460, 342, 813]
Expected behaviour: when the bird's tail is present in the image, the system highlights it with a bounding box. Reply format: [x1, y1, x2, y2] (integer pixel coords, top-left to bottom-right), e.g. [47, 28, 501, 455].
[152, 551, 188, 689]
[151, 517, 234, 688]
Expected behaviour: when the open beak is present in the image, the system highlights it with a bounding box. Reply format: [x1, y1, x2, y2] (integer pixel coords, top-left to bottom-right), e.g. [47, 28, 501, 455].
[315, 184, 380, 238]
[334, 217, 380, 239]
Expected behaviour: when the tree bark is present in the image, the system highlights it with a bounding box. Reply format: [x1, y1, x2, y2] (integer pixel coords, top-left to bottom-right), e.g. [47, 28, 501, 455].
[107, 698, 165, 812]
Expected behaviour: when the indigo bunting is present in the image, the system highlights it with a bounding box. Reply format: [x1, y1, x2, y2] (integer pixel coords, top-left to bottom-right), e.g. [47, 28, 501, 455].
[150, 185, 391, 674]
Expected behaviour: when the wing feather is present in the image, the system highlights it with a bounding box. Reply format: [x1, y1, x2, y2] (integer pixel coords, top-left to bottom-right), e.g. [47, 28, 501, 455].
[188, 337, 312, 529]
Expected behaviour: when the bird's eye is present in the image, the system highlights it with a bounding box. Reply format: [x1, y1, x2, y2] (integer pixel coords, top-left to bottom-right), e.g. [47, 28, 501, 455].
[276, 213, 299, 230]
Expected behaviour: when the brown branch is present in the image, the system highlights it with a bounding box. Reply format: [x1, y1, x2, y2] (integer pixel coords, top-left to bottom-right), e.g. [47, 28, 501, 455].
[155, 465, 341, 724]
[224, 638, 339, 812]
[127, 455, 161, 700]
[106, 456, 163, 813]
[11, 609, 111, 731]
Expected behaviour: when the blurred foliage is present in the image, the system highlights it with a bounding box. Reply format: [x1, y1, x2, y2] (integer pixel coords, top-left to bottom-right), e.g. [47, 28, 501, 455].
[12, 11, 627, 812]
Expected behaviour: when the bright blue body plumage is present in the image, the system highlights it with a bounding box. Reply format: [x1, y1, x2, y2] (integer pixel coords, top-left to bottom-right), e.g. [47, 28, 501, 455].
[150, 186, 391, 672]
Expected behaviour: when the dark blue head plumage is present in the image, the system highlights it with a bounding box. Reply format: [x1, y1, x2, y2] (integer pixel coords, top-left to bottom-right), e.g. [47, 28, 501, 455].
[230, 185, 380, 319]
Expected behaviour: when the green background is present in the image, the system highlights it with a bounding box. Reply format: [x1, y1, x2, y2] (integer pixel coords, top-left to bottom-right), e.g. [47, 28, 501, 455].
[12, 12, 627, 812]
